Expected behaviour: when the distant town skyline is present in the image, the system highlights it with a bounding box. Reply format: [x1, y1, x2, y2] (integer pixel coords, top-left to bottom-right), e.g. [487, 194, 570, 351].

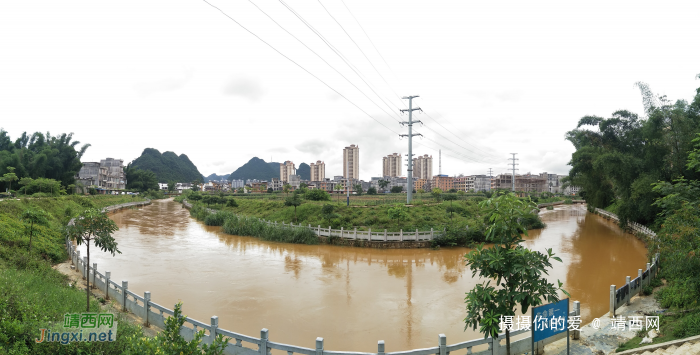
[2, 0, 699, 178]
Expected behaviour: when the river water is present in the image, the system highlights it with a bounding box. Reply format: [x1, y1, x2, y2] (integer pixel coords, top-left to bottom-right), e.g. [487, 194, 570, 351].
[77, 199, 648, 352]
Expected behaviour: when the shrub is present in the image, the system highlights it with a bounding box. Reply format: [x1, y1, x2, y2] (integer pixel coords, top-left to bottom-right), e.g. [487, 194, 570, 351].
[656, 278, 699, 309]
[305, 189, 330, 201]
[222, 215, 318, 244]
[204, 210, 234, 226]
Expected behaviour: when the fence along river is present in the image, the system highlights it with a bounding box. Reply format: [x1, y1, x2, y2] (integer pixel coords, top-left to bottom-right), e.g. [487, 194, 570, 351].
[73, 199, 649, 353]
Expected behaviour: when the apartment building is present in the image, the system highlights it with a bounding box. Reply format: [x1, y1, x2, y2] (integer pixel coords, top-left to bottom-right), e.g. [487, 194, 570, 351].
[453, 176, 469, 192]
[382, 153, 402, 177]
[309, 160, 325, 182]
[432, 175, 454, 192]
[280, 161, 296, 183]
[76, 158, 126, 191]
[413, 154, 433, 180]
[491, 173, 547, 192]
[343, 144, 359, 180]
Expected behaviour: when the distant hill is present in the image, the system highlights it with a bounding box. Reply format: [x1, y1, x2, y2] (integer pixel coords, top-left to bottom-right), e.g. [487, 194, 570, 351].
[204, 173, 230, 182]
[129, 148, 204, 183]
[229, 157, 279, 181]
[297, 163, 310, 180]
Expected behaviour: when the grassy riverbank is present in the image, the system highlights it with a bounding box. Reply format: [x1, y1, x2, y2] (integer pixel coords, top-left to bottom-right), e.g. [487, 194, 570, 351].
[182, 191, 550, 247]
[0, 195, 148, 354]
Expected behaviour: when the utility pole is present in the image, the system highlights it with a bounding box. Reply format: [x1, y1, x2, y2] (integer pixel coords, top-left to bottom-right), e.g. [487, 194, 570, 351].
[509, 153, 519, 192]
[400, 95, 422, 204]
[488, 168, 493, 178]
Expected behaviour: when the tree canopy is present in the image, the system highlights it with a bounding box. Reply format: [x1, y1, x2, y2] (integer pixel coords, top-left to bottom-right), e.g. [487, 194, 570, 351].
[0, 130, 89, 191]
[566, 81, 700, 227]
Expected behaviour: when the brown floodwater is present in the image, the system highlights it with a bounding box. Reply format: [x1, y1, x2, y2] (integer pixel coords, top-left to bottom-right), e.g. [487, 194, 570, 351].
[77, 199, 648, 352]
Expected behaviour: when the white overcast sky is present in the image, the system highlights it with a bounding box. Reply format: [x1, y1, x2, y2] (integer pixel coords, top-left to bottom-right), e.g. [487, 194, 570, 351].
[2, 0, 699, 179]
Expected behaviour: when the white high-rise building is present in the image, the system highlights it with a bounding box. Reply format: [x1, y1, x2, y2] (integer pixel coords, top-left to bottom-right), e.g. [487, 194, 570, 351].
[382, 153, 402, 177]
[310, 160, 326, 182]
[343, 144, 359, 181]
[280, 161, 296, 183]
[412, 154, 433, 180]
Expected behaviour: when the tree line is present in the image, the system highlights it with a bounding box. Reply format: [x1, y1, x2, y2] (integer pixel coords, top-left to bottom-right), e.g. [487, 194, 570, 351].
[0, 129, 89, 193]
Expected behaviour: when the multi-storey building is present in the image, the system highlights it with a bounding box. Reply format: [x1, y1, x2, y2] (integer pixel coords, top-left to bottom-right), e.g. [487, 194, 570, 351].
[309, 160, 325, 182]
[473, 175, 492, 192]
[491, 173, 547, 192]
[432, 175, 454, 192]
[413, 154, 433, 180]
[343, 144, 359, 181]
[280, 161, 296, 183]
[414, 178, 428, 191]
[76, 158, 126, 192]
[268, 178, 282, 191]
[382, 153, 402, 177]
[230, 179, 245, 189]
[453, 176, 469, 192]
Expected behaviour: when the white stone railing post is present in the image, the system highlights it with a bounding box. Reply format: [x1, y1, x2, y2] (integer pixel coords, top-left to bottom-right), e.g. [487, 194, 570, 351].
[626, 276, 631, 305]
[354, 227, 357, 240]
[317, 225, 321, 237]
[415, 229, 418, 241]
[368, 228, 371, 241]
[105, 271, 111, 300]
[638, 269, 643, 290]
[82, 256, 87, 279]
[260, 329, 269, 355]
[92, 263, 97, 289]
[210, 316, 218, 341]
[316, 337, 324, 355]
[610, 284, 616, 317]
[430, 228, 434, 240]
[340, 227, 343, 238]
[439, 334, 446, 355]
[378, 340, 385, 355]
[144, 291, 151, 326]
[122, 281, 128, 312]
[386, 229, 389, 242]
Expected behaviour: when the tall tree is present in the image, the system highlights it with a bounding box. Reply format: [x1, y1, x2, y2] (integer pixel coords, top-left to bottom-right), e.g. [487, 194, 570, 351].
[67, 208, 120, 312]
[464, 193, 568, 355]
[20, 207, 50, 254]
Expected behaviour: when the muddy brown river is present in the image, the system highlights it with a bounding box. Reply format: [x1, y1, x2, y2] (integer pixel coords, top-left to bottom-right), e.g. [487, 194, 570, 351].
[77, 199, 648, 352]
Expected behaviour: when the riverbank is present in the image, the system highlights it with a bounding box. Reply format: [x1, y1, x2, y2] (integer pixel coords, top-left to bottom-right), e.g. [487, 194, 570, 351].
[0, 194, 150, 354]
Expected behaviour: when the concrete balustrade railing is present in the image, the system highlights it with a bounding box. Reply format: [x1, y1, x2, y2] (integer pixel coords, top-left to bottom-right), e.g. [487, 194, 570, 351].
[65, 198, 663, 354]
[610, 253, 660, 317]
[593, 208, 657, 237]
[68, 233, 584, 355]
[182, 200, 440, 242]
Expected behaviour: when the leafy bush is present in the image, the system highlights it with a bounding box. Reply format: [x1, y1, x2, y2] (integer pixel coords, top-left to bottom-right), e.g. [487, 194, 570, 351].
[656, 278, 699, 309]
[390, 186, 404, 193]
[222, 215, 318, 244]
[204, 210, 234, 226]
[226, 198, 238, 207]
[671, 311, 700, 338]
[305, 189, 330, 201]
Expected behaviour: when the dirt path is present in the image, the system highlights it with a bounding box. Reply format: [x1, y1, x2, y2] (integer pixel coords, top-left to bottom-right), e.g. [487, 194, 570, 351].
[53, 258, 162, 338]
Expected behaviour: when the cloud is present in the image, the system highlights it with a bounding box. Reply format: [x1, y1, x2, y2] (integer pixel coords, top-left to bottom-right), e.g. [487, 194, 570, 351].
[134, 68, 193, 96]
[212, 160, 225, 166]
[295, 139, 332, 156]
[222, 76, 265, 101]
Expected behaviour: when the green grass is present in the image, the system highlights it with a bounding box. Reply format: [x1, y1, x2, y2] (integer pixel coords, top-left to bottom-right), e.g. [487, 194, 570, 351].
[0, 195, 152, 354]
[615, 308, 700, 352]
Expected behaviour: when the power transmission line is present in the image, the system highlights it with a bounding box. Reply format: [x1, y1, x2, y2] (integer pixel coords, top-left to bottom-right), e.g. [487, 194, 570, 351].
[246, 0, 400, 125]
[201, 0, 401, 135]
[278, 0, 403, 121]
[509, 153, 519, 192]
[317, 0, 404, 109]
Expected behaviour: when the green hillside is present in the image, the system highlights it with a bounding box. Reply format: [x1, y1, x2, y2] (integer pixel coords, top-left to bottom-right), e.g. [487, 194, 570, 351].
[297, 163, 310, 180]
[129, 148, 204, 183]
[230, 157, 279, 181]
[204, 173, 230, 182]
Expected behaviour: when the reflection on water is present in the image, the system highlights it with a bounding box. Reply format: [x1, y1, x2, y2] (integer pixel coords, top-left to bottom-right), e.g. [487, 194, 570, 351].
[78, 200, 647, 352]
